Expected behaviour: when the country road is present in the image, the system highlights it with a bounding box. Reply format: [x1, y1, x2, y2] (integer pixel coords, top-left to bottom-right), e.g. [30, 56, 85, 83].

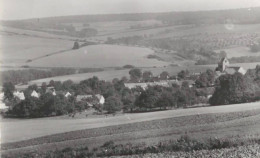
[1, 101, 260, 144]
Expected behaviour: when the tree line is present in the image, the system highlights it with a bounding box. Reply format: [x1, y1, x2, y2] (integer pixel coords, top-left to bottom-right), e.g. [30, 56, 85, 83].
[1, 68, 103, 85]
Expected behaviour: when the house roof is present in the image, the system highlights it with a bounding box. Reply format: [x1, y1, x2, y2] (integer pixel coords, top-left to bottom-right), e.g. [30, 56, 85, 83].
[225, 66, 245, 75]
[76, 95, 92, 102]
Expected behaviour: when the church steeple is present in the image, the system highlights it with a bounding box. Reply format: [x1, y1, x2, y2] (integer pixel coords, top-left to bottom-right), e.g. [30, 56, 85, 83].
[218, 57, 229, 72]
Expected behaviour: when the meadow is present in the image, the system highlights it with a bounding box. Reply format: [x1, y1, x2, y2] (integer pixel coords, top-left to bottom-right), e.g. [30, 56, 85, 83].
[216, 46, 260, 58]
[1, 102, 260, 157]
[27, 44, 169, 68]
[0, 29, 73, 67]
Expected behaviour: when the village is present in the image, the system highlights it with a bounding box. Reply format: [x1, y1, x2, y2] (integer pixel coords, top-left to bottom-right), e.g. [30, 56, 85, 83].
[1, 57, 258, 118]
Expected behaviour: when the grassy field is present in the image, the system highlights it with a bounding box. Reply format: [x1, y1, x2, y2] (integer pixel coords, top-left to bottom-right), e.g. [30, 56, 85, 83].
[216, 46, 260, 58]
[0, 30, 73, 67]
[1, 101, 260, 157]
[27, 44, 169, 68]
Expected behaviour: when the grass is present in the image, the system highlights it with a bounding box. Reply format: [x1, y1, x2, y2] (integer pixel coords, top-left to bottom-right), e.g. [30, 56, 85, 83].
[216, 46, 260, 58]
[2, 105, 260, 156]
[27, 44, 169, 68]
[0, 30, 73, 67]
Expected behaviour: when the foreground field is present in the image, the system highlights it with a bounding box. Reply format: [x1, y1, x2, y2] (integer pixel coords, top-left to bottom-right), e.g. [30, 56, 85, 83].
[115, 145, 260, 158]
[1, 102, 260, 157]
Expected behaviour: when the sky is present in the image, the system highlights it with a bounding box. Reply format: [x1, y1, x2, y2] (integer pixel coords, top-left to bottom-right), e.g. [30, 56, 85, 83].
[0, 0, 260, 20]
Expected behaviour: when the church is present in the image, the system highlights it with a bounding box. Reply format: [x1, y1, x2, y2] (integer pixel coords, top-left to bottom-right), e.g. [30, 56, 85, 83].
[215, 57, 246, 75]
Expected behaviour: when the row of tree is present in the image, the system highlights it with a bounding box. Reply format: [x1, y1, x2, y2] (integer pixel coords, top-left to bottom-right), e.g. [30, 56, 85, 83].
[1, 68, 103, 85]
[210, 65, 260, 105]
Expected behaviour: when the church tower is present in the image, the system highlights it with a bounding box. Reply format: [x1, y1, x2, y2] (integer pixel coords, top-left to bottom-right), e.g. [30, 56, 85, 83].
[217, 57, 229, 72]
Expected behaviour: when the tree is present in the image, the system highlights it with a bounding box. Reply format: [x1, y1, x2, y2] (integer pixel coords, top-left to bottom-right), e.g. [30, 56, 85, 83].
[219, 51, 227, 58]
[129, 68, 142, 82]
[2, 82, 15, 101]
[11, 96, 42, 117]
[49, 80, 55, 87]
[178, 70, 190, 80]
[28, 84, 38, 91]
[195, 73, 208, 87]
[135, 86, 160, 110]
[195, 69, 215, 88]
[41, 82, 47, 94]
[62, 80, 74, 91]
[142, 71, 153, 82]
[121, 89, 136, 112]
[160, 71, 169, 80]
[209, 73, 255, 105]
[155, 91, 175, 109]
[72, 41, 79, 49]
[103, 96, 122, 114]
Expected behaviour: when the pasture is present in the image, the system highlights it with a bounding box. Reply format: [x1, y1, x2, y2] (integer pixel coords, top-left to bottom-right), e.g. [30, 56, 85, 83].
[1, 101, 260, 156]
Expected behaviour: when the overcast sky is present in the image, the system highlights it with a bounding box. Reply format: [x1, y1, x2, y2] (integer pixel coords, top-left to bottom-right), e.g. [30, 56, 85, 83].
[1, 0, 260, 20]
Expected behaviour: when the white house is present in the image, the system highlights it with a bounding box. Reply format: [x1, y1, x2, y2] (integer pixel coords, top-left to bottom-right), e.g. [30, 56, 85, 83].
[124, 80, 179, 90]
[31, 90, 40, 98]
[76, 94, 105, 105]
[65, 92, 72, 98]
[0, 93, 8, 110]
[95, 94, 105, 104]
[13, 91, 25, 100]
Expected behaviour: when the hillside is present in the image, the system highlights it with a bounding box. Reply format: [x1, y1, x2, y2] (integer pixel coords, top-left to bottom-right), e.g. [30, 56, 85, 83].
[1, 102, 260, 157]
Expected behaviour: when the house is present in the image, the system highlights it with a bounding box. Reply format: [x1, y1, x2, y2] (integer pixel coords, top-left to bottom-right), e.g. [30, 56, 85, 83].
[124, 80, 179, 90]
[76, 94, 105, 106]
[95, 94, 105, 104]
[31, 90, 40, 98]
[13, 91, 25, 100]
[216, 57, 246, 75]
[65, 92, 72, 98]
[0, 92, 8, 111]
[76, 95, 92, 102]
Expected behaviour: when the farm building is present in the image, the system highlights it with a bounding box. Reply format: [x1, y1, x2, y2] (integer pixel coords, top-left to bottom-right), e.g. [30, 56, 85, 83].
[76, 94, 105, 105]
[124, 80, 180, 90]
[13, 91, 25, 100]
[216, 57, 246, 75]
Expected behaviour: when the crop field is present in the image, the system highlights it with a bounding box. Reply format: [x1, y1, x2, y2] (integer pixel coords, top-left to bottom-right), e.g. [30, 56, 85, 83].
[1, 102, 260, 157]
[0, 31, 73, 67]
[28, 69, 131, 85]
[216, 46, 260, 58]
[152, 24, 260, 39]
[27, 44, 169, 68]
[116, 145, 260, 158]
[0, 26, 77, 40]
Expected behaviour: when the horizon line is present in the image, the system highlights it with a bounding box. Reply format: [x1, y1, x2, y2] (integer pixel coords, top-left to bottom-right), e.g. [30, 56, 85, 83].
[1, 6, 260, 21]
